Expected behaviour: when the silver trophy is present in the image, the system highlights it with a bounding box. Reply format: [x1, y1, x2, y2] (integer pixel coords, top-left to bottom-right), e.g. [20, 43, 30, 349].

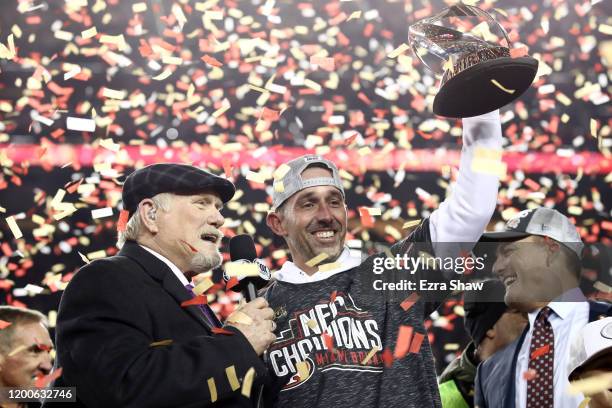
[409, 4, 538, 118]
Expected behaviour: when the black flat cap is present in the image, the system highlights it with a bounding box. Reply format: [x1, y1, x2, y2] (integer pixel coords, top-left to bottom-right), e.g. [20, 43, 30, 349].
[122, 163, 235, 215]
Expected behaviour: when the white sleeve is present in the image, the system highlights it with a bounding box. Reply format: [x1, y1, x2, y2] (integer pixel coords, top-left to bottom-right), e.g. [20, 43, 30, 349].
[429, 110, 502, 258]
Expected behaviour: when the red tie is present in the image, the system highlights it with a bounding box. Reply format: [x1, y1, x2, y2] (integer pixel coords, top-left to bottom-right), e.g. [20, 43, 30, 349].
[526, 306, 554, 408]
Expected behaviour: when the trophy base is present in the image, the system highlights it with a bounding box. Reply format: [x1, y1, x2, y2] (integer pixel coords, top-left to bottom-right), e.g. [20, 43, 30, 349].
[433, 56, 538, 118]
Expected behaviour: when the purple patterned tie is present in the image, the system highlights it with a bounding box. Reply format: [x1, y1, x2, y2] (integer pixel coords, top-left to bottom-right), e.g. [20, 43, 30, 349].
[184, 283, 219, 328]
[526, 306, 554, 408]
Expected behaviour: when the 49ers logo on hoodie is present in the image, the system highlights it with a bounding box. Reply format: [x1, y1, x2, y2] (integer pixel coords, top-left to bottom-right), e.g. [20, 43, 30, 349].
[268, 292, 384, 391]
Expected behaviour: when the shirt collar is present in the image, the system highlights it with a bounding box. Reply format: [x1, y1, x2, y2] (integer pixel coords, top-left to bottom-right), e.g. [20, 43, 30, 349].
[273, 247, 362, 284]
[527, 287, 586, 322]
[139, 244, 190, 286]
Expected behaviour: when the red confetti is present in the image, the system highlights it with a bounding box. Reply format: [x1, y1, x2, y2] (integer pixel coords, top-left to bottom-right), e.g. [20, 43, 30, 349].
[408, 332, 424, 354]
[523, 369, 538, 381]
[322, 333, 334, 351]
[330, 290, 337, 303]
[400, 292, 420, 312]
[225, 277, 239, 291]
[382, 348, 393, 368]
[212, 327, 235, 335]
[201, 55, 223, 67]
[181, 295, 208, 307]
[393, 325, 413, 359]
[179, 239, 198, 253]
[35, 367, 62, 389]
[358, 207, 374, 228]
[530, 344, 550, 360]
[0, 320, 12, 330]
[116, 210, 129, 232]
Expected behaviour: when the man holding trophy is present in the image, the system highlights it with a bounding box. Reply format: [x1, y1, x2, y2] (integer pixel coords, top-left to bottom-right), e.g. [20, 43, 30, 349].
[261, 4, 537, 407]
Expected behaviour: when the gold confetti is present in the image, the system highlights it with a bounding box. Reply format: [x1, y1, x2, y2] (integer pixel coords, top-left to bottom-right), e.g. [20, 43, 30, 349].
[225, 365, 241, 391]
[593, 281, 612, 293]
[241, 367, 256, 398]
[590, 118, 598, 138]
[152, 70, 173, 81]
[81, 27, 97, 39]
[318, 261, 341, 272]
[490, 79, 516, 94]
[224, 262, 260, 278]
[78, 252, 90, 264]
[245, 171, 267, 184]
[149, 339, 173, 347]
[91, 207, 113, 219]
[361, 346, 380, 365]
[387, 43, 410, 59]
[102, 87, 126, 100]
[212, 101, 231, 118]
[274, 180, 285, 193]
[347, 10, 362, 21]
[273, 163, 291, 180]
[192, 277, 214, 295]
[8, 344, 28, 357]
[132, 3, 147, 12]
[568, 373, 612, 396]
[305, 253, 329, 267]
[99, 34, 127, 51]
[296, 360, 309, 380]
[5, 216, 23, 239]
[578, 398, 591, 408]
[402, 220, 421, 230]
[306, 319, 319, 330]
[207, 377, 217, 402]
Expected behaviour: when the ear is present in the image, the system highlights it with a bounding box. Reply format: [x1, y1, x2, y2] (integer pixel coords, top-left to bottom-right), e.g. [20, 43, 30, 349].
[138, 199, 159, 234]
[266, 211, 287, 237]
[543, 236, 561, 267]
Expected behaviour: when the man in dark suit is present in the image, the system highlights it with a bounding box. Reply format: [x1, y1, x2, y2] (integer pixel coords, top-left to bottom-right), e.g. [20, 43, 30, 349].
[52, 163, 277, 407]
[474, 207, 612, 408]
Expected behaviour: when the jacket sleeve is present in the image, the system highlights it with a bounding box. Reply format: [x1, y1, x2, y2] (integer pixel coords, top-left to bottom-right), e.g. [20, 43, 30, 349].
[56, 259, 267, 408]
[429, 110, 502, 260]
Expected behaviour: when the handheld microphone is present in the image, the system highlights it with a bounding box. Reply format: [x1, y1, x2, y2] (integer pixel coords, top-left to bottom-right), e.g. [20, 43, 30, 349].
[226, 234, 271, 301]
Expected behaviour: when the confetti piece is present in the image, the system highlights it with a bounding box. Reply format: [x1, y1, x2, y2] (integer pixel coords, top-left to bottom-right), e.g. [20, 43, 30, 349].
[408, 332, 424, 354]
[387, 43, 410, 59]
[593, 281, 612, 293]
[322, 333, 334, 350]
[577, 398, 591, 408]
[318, 262, 341, 272]
[310, 56, 335, 71]
[102, 88, 126, 100]
[179, 240, 198, 253]
[590, 118, 598, 138]
[241, 367, 256, 398]
[8, 344, 28, 357]
[296, 360, 309, 380]
[530, 344, 550, 360]
[226, 365, 241, 391]
[211, 327, 234, 336]
[5, 216, 23, 239]
[35, 367, 62, 389]
[523, 369, 537, 381]
[402, 220, 421, 230]
[394, 325, 413, 359]
[99, 34, 127, 51]
[91, 207, 113, 219]
[132, 3, 147, 12]
[382, 348, 393, 368]
[152, 70, 173, 81]
[78, 252, 90, 264]
[117, 210, 129, 232]
[305, 253, 329, 267]
[400, 292, 420, 312]
[358, 207, 375, 228]
[207, 378, 217, 402]
[490, 79, 516, 94]
[225, 277, 239, 291]
[149, 339, 173, 347]
[192, 278, 214, 296]
[81, 27, 97, 39]
[347, 10, 362, 21]
[274, 181, 285, 193]
[306, 319, 318, 330]
[63, 65, 82, 80]
[361, 346, 380, 365]
[224, 262, 260, 278]
[568, 373, 612, 396]
[180, 295, 207, 307]
[245, 171, 267, 184]
[201, 55, 223, 67]
[227, 310, 253, 325]
[0, 320, 12, 330]
[212, 101, 231, 118]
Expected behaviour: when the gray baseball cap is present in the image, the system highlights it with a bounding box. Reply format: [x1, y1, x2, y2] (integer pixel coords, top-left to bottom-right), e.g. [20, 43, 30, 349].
[271, 155, 345, 210]
[481, 207, 584, 259]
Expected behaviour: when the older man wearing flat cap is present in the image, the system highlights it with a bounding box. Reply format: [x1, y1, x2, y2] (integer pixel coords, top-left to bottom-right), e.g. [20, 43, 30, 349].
[53, 163, 277, 408]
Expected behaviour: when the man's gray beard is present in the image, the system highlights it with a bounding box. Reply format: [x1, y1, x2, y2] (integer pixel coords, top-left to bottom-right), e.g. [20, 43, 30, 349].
[189, 250, 222, 273]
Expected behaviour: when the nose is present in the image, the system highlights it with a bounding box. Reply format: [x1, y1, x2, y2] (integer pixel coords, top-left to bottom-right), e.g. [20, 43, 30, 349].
[315, 202, 334, 222]
[39, 353, 53, 374]
[208, 208, 225, 228]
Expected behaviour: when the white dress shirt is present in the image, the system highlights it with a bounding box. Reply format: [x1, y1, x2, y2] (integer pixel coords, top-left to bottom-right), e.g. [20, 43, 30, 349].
[140, 244, 190, 286]
[515, 287, 588, 408]
[274, 111, 503, 284]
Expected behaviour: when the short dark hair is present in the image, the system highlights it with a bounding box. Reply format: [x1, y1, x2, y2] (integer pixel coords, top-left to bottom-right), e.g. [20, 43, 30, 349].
[0, 306, 47, 354]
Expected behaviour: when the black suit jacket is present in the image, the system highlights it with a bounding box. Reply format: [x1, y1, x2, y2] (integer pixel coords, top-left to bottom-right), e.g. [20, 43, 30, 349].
[474, 300, 612, 408]
[49, 241, 270, 408]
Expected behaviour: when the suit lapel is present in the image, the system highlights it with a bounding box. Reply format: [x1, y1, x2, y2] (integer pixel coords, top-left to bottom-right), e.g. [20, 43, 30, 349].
[118, 241, 215, 332]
